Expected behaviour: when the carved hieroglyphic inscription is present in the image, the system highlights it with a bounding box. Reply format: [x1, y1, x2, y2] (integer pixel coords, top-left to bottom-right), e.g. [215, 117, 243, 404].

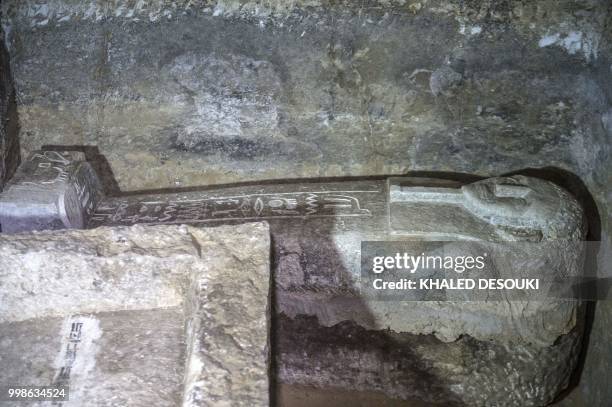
[21, 151, 77, 188]
[25, 152, 99, 219]
[52, 315, 102, 406]
[90, 191, 374, 226]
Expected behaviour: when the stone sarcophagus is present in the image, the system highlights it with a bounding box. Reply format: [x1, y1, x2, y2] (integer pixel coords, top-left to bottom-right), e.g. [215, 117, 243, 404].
[0, 150, 587, 406]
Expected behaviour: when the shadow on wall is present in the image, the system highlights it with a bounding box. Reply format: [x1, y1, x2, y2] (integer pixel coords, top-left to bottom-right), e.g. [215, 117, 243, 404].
[0, 24, 20, 191]
[41, 144, 121, 196]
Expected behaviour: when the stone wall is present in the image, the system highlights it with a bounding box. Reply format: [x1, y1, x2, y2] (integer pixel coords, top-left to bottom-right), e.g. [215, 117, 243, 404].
[0, 22, 18, 190]
[2, 1, 609, 192]
[578, 15, 612, 403]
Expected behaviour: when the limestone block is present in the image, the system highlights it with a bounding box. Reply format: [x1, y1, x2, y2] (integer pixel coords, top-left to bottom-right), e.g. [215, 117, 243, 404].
[183, 227, 271, 407]
[0, 223, 271, 407]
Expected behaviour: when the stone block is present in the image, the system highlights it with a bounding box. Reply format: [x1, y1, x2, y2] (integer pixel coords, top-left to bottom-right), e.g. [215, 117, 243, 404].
[0, 222, 271, 406]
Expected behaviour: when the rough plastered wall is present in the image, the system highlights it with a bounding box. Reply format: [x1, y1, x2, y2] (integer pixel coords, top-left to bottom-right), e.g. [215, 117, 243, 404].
[579, 11, 612, 404]
[0, 0, 610, 404]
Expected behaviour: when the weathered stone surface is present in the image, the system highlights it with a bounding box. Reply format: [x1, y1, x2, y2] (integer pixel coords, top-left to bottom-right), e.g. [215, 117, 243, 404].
[1, 1, 609, 192]
[0, 223, 271, 406]
[0, 224, 196, 322]
[183, 226, 271, 407]
[276, 314, 583, 407]
[0, 310, 187, 407]
[389, 175, 586, 241]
